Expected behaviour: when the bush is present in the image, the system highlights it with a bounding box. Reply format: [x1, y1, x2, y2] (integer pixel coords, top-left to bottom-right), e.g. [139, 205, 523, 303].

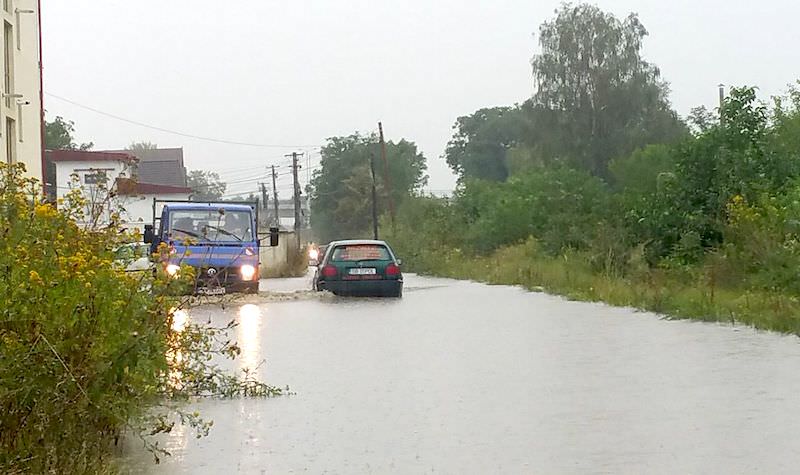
[0, 164, 284, 472]
[0, 164, 170, 471]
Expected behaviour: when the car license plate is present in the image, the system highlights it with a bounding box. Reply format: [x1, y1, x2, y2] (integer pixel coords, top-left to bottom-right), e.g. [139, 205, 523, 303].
[349, 268, 376, 275]
[198, 287, 226, 296]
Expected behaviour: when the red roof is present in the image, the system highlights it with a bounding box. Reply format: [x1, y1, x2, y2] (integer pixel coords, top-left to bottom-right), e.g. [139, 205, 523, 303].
[116, 178, 191, 196]
[46, 149, 138, 163]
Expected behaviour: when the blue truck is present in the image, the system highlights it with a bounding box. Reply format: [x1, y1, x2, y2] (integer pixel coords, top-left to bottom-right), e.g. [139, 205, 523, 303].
[143, 200, 278, 294]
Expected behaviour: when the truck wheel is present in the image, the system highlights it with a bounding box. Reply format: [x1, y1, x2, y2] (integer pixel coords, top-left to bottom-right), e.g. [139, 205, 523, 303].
[245, 282, 260, 294]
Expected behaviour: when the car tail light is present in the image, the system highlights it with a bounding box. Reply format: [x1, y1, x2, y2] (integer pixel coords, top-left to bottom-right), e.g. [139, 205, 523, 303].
[321, 265, 337, 278]
[385, 263, 400, 276]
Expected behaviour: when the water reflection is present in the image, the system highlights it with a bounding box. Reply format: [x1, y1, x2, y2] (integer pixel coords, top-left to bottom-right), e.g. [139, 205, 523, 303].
[171, 308, 188, 333]
[237, 304, 263, 374]
[167, 308, 189, 389]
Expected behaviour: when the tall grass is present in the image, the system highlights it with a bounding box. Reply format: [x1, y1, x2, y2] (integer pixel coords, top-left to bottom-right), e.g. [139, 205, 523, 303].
[399, 238, 800, 335]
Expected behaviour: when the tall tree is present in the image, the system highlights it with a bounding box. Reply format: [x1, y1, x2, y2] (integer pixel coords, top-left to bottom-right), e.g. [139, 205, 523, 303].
[309, 133, 428, 241]
[444, 107, 530, 182]
[44, 116, 93, 199]
[530, 3, 685, 177]
[44, 116, 93, 151]
[187, 170, 227, 201]
[126, 141, 158, 157]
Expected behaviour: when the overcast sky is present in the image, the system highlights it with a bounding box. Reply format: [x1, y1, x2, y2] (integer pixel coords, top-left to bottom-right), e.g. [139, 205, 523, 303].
[42, 0, 800, 196]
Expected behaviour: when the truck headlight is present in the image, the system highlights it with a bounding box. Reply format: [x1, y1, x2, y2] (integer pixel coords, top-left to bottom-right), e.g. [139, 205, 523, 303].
[166, 264, 180, 277]
[240, 264, 256, 281]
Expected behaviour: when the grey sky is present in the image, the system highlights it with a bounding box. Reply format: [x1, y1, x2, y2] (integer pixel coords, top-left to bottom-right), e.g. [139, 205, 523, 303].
[43, 1, 800, 196]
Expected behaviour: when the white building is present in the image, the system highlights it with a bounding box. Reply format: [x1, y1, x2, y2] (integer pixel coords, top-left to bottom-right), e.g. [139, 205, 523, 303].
[116, 179, 191, 234]
[46, 149, 190, 230]
[2, 0, 43, 181]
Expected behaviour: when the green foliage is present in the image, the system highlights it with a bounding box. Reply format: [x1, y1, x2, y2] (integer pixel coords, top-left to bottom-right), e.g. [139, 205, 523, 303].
[127, 141, 159, 157]
[444, 106, 530, 181]
[44, 115, 94, 200]
[457, 169, 612, 254]
[188, 169, 227, 201]
[629, 86, 800, 263]
[390, 78, 800, 332]
[0, 164, 284, 473]
[309, 133, 428, 242]
[609, 144, 675, 193]
[531, 3, 687, 178]
[44, 115, 94, 151]
[444, 4, 686, 183]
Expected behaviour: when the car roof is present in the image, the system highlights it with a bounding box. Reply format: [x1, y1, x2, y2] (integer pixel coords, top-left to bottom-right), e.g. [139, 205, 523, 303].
[328, 239, 391, 246]
[165, 203, 254, 212]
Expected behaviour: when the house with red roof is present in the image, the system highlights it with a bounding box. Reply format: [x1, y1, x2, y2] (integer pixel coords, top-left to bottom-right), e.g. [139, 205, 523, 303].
[46, 149, 191, 231]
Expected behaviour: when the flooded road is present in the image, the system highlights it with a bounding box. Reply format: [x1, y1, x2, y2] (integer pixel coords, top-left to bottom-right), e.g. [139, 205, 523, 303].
[129, 273, 800, 473]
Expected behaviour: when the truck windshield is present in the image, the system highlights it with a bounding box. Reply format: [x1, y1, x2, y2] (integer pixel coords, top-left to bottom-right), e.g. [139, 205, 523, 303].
[169, 210, 253, 242]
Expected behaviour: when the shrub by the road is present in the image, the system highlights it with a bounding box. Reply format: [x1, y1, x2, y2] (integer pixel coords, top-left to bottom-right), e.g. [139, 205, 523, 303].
[0, 164, 284, 473]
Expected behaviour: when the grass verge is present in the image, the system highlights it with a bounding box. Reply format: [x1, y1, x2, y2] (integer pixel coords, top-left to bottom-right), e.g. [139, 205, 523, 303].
[402, 240, 800, 336]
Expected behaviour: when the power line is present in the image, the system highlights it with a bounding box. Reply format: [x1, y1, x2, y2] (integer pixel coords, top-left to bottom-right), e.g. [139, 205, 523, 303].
[45, 92, 322, 149]
[225, 174, 270, 185]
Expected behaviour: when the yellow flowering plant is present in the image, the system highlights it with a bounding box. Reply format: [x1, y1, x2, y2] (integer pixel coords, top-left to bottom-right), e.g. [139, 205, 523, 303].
[0, 163, 284, 472]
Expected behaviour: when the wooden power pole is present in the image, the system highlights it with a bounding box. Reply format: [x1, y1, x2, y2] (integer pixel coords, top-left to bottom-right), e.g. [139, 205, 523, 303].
[369, 153, 379, 240]
[288, 151, 303, 249]
[271, 165, 279, 227]
[259, 182, 268, 210]
[378, 122, 395, 226]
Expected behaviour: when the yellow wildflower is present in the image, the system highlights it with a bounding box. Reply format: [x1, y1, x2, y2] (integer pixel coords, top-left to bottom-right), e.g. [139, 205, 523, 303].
[29, 270, 44, 285]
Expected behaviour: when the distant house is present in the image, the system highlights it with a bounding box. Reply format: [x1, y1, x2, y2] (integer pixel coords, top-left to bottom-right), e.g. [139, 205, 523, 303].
[102, 147, 187, 187]
[46, 149, 190, 230]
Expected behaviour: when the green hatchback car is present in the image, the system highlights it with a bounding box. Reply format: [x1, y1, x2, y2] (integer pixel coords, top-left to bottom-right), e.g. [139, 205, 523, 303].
[313, 240, 403, 297]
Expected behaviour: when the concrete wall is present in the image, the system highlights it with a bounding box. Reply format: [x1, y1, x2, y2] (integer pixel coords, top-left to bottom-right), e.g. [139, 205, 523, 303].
[2, 1, 43, 181]
[260, 230, 298, 276]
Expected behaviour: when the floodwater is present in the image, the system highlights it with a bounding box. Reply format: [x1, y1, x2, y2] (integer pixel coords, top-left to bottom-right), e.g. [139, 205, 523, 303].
[126, 273, 800, 474]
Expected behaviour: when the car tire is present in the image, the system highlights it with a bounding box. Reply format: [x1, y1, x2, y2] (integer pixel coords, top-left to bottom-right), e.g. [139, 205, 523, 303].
[387, 286, 403, 298]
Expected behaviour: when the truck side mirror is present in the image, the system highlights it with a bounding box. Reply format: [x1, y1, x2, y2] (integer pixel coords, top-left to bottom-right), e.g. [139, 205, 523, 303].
[143, 224, 155, 244]
[269, 227, 279, 247]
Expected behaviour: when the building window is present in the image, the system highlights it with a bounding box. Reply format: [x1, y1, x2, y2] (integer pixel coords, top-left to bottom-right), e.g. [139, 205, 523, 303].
[3, 21, 12, 109]
[5, 117, 15, 164]
[3, 1, 10, 14]
[84, 171, 109, 185]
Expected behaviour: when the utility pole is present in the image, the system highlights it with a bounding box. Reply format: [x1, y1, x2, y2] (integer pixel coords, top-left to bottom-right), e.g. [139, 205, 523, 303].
[369, 153, 379, 240]
[259, 182, 268, 210]
[718, 84, 725, 123]
[288, 151, 303, 250]
[271, 165, 280, 227]
[378, 122, 395, 226]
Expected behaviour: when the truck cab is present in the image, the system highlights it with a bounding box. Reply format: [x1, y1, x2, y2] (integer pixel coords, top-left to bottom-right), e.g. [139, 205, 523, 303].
[143, 200, 278, 294]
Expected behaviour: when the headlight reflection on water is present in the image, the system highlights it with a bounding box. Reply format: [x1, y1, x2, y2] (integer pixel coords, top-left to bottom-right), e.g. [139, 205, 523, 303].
[167, 308, 190, 390]
[237, 304, 263, 373]
[171, 308, 188, 333]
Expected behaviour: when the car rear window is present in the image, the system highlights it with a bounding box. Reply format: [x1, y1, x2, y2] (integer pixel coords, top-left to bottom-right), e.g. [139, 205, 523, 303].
[330, 244, 391, 262]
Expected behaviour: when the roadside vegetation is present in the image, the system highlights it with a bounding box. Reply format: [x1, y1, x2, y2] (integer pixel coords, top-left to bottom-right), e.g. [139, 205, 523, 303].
[384, 4, 800, 334]
[0, 163, 285, 473]
[311, 3, 800, 335]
